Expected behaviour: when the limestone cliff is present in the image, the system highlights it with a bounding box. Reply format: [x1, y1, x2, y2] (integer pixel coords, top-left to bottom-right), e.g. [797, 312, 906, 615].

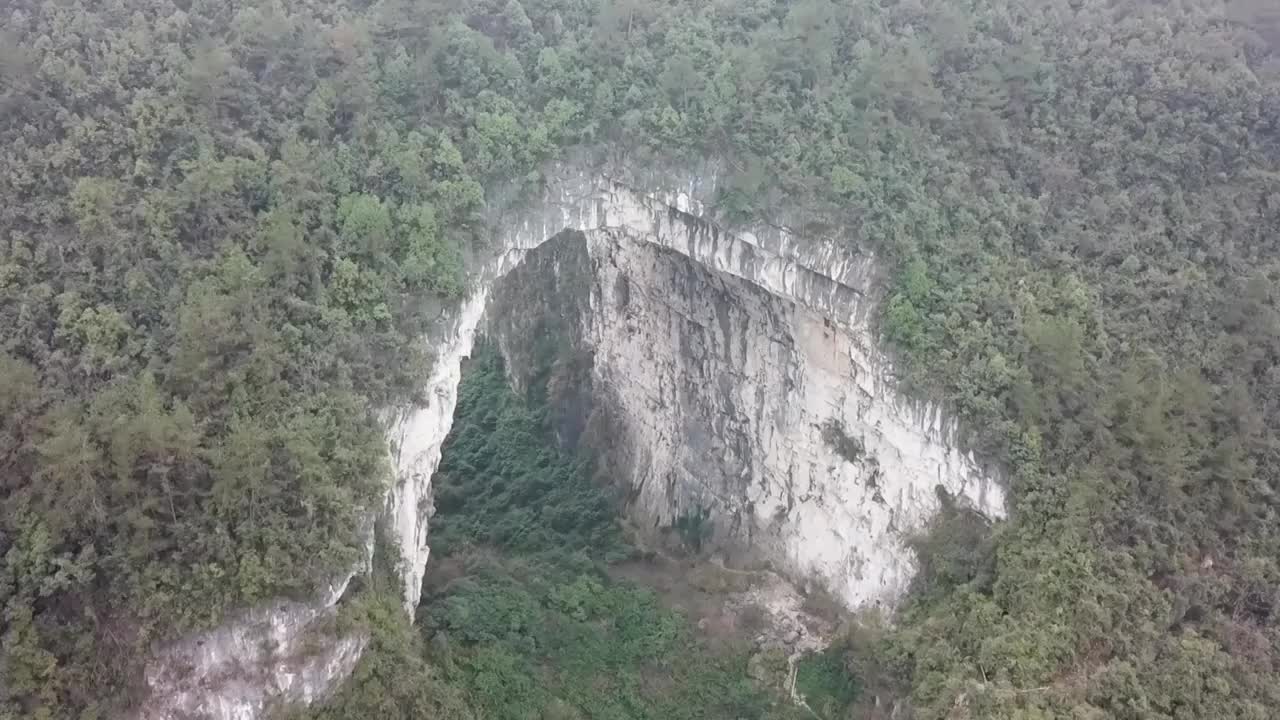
[486, 228, 1003, 605]
[390, 162, 1004, 610]
[134, 161, 1004, 718]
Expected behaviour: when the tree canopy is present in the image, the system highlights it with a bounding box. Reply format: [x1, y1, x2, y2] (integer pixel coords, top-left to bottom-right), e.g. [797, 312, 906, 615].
[3, 0, 1280, 718]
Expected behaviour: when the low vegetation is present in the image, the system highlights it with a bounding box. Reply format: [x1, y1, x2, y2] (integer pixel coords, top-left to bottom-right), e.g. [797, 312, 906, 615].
[795, 645, 861, 719]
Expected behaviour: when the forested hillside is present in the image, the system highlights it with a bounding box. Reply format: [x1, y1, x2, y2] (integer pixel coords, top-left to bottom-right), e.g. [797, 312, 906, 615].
[4, 0, 1280, 718]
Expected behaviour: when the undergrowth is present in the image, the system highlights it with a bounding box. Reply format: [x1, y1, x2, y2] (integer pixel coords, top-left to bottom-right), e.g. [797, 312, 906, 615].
[795, 645, 860, 719]
[296, 343, 809, 720]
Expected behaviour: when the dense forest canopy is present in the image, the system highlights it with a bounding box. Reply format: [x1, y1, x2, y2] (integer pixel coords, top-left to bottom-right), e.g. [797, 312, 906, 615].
[4, 0, 1280, 718]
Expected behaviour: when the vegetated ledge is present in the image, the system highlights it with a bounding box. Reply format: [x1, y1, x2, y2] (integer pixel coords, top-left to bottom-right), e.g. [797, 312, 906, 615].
[132, 156, 1006, 720]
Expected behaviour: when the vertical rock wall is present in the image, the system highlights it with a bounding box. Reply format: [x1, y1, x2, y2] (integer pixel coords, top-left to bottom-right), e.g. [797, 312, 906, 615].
[487, 229, 1003, 606]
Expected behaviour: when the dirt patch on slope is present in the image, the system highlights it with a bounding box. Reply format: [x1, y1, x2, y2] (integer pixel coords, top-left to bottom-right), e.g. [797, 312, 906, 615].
[609, 551, 839, 663]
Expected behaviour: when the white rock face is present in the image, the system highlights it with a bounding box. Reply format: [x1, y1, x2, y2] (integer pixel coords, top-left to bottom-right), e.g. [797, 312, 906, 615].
[136, 577, 366, 720]
[384, 290, 489, 611]
[136, 161, 1004, 718]
[390, 163, 1003, 609]
[490, 227, 1004, 606]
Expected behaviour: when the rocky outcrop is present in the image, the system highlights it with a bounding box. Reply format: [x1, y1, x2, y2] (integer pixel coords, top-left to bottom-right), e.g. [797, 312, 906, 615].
[136, 577, 366, 720]
[387, 162, 968, 612]
[135, 160, 1004, 718]
[383, 291, 489, 611]
[486, 226, 1003, 605]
